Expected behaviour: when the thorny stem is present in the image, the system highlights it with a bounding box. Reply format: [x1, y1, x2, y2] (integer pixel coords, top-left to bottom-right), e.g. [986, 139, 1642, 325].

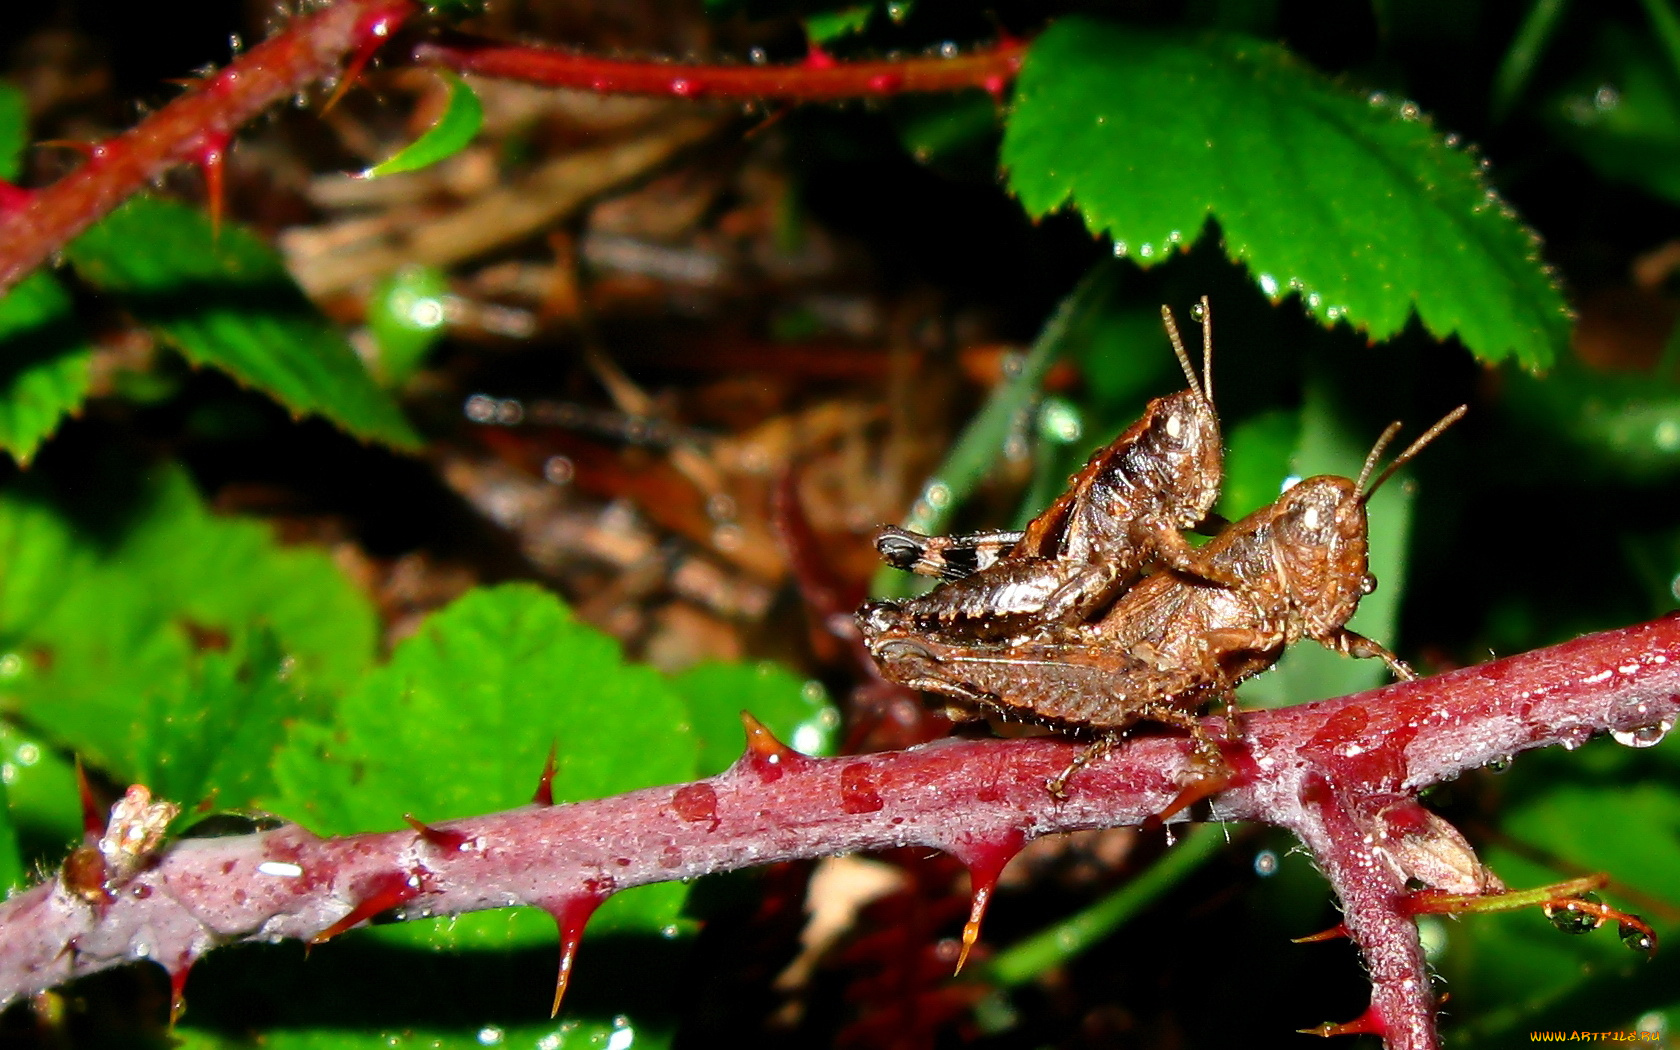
[414, 34, 1025, 100]
[0, 0, 418, 296]
[0, 0, 1024, 299]
[2, 614, 1678, 1049]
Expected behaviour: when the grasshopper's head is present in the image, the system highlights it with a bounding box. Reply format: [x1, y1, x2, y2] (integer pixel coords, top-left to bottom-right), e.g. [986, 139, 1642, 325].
[1270, 406, 1468, 637]
[1268, 475, 1372, 636]
[1114, 298, 1224, 527]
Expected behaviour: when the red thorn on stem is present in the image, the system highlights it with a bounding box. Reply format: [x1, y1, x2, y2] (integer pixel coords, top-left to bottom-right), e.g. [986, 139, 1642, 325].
[1298, 1007, 1386, 1038]
[735, 711, 810, 782]
[311, 869, 423, 944]
[542, 893, 606, 1017]
[75, 758, 105, 841]
[167, 952, 194, 1024]
[1292, 922, 1351, 944]
[803, 43, 838, 70]
[533, 742, 558, 806]
[403, 814, 471, 853]
[944, 828, 1027, 974]
[322, 6, 411, 113]
[190, 131, 230, 240]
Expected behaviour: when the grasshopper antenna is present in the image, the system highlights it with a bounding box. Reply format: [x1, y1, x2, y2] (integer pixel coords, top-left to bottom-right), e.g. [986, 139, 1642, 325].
[1357, 405, 1468, 502]
[1160, 303, 1207, 401]
[1197, 295, 1213, 403]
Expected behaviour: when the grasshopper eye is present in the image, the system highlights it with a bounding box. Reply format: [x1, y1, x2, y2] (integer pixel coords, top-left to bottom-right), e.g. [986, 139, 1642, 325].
[1165, 412, 1184, 440]
[1361, 574, 1377, 595]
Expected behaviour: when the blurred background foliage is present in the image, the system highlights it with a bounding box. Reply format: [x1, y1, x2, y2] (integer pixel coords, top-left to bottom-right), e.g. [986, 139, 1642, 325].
[1, 0, 1678, 1046]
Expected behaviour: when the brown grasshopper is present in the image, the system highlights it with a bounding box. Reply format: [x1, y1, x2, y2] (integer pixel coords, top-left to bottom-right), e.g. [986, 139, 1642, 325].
[871, 299, 1234, 643]
[860, 406, 1466, 796]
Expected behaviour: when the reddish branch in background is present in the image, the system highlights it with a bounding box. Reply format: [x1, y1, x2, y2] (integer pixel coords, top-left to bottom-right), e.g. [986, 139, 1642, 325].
[1, 614, 1676, 1050]
[0, 0, 1025, 297]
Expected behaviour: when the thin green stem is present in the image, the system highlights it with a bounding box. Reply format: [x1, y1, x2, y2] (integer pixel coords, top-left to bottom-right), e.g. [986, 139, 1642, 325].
[1491, 0, 1570, 120]
[1639, 0, 1680, 92]
[984, 822, 1229, 987]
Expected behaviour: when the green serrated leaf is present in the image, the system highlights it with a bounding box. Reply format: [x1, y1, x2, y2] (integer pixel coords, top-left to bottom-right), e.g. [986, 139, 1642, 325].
[0, 463, 378, 812]
[0, 272, 93, 463]
[64, 197, 419, 448]
[268, 583, 702, 944]
[672, 660, 839, 776]
[0, 83, 26, 182]
[363, 71, 484, 178]
[1001, 19, 1570, 369]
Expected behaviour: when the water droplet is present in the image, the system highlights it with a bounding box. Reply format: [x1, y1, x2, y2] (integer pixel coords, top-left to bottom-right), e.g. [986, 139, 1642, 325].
[1112, 241, 1128, 257]
[1189, 301, 1207, 322]
[1544, 893, 1604, 935]
[1620, 922, 1655, 954]
[1487, 754, 1513, 774]
[939, 41, 959, 58]
[887, 1, 910, 22]
[923, 481, 952, 508]
[1253, 850, 1278, 876]
[1443, 132, 1461, 148]
[1611, 716, 1674, 749]
[605, 1015, 635, 1050]
[1038, 397, 1083, 444]
[0, 653, 22, 679]
[1558, 724, 1593, 751]
[464, 394, 497, 423]
[1139, 243, 1155, 258]
[748, 47, 767, 65]
[1167, 229, 1183, 244]
[1398, 101, 1420, 121]
[1258, 273, 1279, 298]
[543, 456, 575, 485]
[1595, 84, 1620, 111]
[476, 1026, 505, 1046]
[1368, 91, 1388, 107]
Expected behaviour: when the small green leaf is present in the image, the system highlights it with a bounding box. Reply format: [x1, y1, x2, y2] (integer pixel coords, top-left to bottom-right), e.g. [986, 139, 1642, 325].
[0, 272, 93, 463]
[672, 661, 839, 776]
[805, 6, 872, 45]
[0, 463, 378, 810]
[1002, 19, 1570, 369]
[65, 197, 419, 448]
[0, 83, 26, 181]
[268, 583, 701, 944]
[363, 72, 484, 178]
[366, 265, 450, 386]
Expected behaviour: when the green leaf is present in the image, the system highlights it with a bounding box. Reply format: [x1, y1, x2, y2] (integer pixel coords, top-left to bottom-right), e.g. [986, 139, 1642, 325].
[805, 5, 872, 45]
[0, 463, 378, 810]
[0, 272, 93, 463]
[671, 660, 839, 776]
[64, 197, 419, 448]
[362, 72, 484, 178]
[268, 583, 701, 944]
[0, 721, 83, 862]
[1001, 19, 1570, 369]
[0, 83, 26, 181]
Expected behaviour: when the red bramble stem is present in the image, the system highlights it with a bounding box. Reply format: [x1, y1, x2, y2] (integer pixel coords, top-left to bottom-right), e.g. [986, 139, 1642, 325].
[0, 614, 1677, 1050]
[0, 0, 416, 296]
[414, 34, 1026, 101]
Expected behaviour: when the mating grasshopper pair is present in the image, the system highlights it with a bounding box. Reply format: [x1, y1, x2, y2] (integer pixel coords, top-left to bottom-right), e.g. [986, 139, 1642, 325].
[858, 298, 1465, 797]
